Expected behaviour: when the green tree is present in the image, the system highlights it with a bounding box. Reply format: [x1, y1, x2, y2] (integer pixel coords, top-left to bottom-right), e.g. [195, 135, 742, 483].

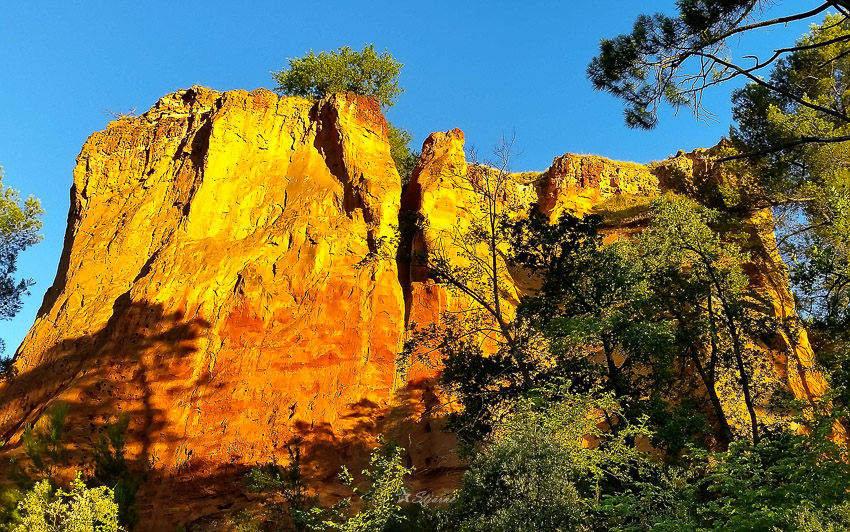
[405, 137, 533, 385]
[636, 196, 768, 445]
[591, 5, 850, 443]
[647, 424, 850, 531]
[509, 208, 659, 407]
[15, 404, 69, 485]
[325, 439, 411, 532]
[588, 0, 850, 136]
[2, 405, 68, 531]
[244, 438, 413, 532]
[724, 15, 850, 422]
[438, 391, 657, 532]
[731, 14, 850, 321]
[0, 169, 43, 373]
[387, 125, 418, 186]
[0, 487, 25, 532]
[245, 440, 322, 532]
[271, 46, 417, 186]
[89, 415, 141, 530]
[272, 45, 403, 110]
[400, 138, 538, 446]
[510, 195, 787, 449]
[13, 472, 123, 532]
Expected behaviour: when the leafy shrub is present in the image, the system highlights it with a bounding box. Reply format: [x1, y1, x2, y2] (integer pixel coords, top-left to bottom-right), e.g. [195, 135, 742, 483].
[439, 392, 657, 531]
[13, 472, 123, 532]
[245, 437, 413, 532]
[387, 125, 418, 186]
[14, 403, 69, 486]
[245, 441, 320, 532]
[272, 45, 403, 109]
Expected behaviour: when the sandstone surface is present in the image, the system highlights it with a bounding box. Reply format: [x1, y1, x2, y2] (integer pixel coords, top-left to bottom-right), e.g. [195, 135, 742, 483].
[0, 87, 436, 529]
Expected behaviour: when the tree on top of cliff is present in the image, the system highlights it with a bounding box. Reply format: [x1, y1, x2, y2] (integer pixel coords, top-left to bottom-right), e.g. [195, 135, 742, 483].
[272, 45, 418, 185]
[272, 44, 403, 110]
[587, 0, 850, 144]
[0, 169, 42, 365]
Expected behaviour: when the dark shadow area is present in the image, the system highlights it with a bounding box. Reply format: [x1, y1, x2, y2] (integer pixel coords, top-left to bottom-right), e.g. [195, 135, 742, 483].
[311, 97, 365, 220]
[283, 376, 463, 506]
[1, 296, 210, 464]
[36, 184, 81, 318]
[0, 296, 227, 530]
[0, 293, 463, 530]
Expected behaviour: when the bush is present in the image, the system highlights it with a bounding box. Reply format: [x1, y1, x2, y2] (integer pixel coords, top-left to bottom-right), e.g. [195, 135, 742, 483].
[387, 125, 418, 186]
[658, 429, 850, 531]
[244, 441, 320, 532]
[245, 437, 413, 532]
[439, 392, 657, 532]
[13, 472, 123, 532]
[15, 403, 69, 485]
[272, 45, 403, 110]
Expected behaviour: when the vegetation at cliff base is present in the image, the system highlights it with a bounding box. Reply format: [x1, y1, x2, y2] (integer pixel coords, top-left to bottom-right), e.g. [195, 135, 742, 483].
[13, 473, 123, 532]
[241, 438, 412, 532]
[1, 406, 140, 531]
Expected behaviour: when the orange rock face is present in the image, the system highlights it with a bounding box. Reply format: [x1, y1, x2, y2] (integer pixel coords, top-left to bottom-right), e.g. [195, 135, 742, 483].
[0, 88, 829, 529]
[0, 87, 426, 528]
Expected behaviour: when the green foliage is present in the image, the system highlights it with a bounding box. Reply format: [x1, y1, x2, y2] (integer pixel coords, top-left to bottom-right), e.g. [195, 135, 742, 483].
[323, 438, 412, 532]
[587, 0, 757, 128]
[636, 195, 771, 443]
[405, 312, 519, 449]
[18, 404, 69, 484]
[438, 391, 657, 532]
[509, 207, 651, 399]
[732, 14, 850, 326]
[272, 45, 403, 109]
[0, 169, 43, 376]
[0, 487, 25, 532]
[12, 472, 123, 532]
[245, 441, 322, 532]
[505, 194, 779, 450]
[89, 415, 140, 530]
[643, 425, 850, 531]
[428, 191, 786, 453]
[1, 405, 68, 530]
[588, 1, 850, 133]
[244, 438, 412, 532]
[2, 408, 143, 530]
[387, 125, 418, 186]
[728, 15, 850, 422]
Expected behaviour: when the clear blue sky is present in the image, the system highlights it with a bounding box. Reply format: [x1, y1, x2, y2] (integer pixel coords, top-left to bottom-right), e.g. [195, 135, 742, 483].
[0, 0, 817, 352]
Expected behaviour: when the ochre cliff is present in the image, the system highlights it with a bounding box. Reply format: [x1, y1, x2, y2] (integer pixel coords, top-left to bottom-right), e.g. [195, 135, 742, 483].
[0, 87, 829, 529]
[0, 87, 447, 529]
